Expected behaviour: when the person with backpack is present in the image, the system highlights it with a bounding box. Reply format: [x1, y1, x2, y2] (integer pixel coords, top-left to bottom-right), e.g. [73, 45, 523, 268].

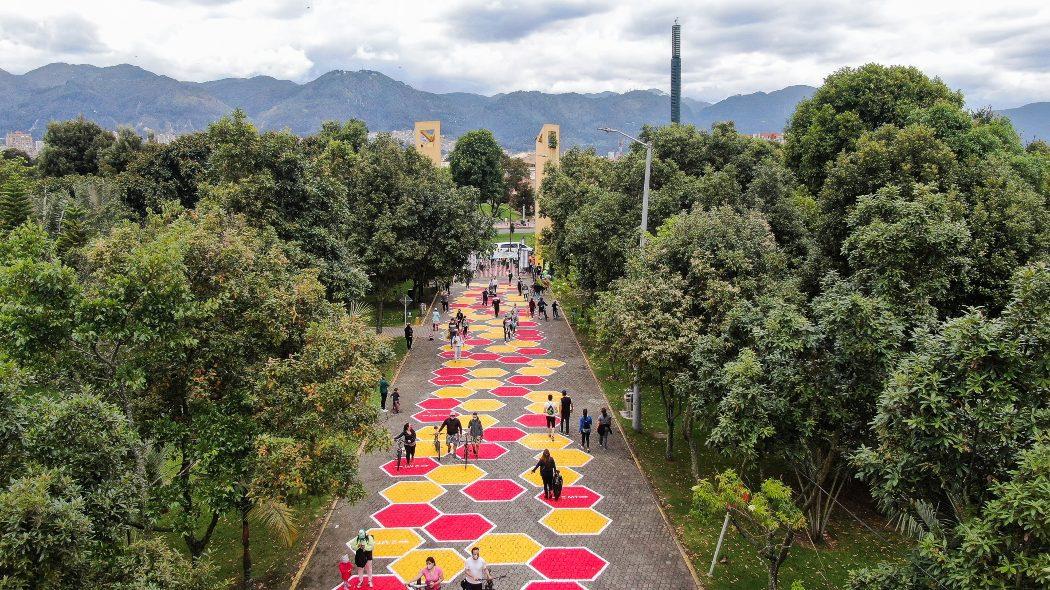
[578, 408, 593, 451]
[544, 394, 557, 440]
[559, 390, 573, 435]
[347, 529, 375, 587]
[597, 407, 612, 449]
[530, 449, 558, 500]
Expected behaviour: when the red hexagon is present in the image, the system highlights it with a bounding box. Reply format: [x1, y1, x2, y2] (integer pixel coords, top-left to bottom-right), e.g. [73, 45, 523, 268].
[517, 321, 538, 327]
[372, 503, 440, 528]
[522, 583, 587, 590]
[509, 375, 545, 386]
[423, 513, 494, 542]
[418, 398, 461, 410]
[530, 548, 607, 581]
[454, 443, 508, 461]
[434, 367, 470, 377]
[357, 576, 410, 590]
[413, 409, 451, 423]
[465, 338, 492, 346]
[516, 329, 542, 338]
[499, 355, 531, 365]
[483, 426, 526, 442]
[381, 457, 439, 477]
[518, 347, 550, 356]
[471, 352, 500, 361]
[516, 414, 559, 428]
[431, 375, 469, 386]
[535, 485, 602, 508]
[492, 385, 530, 397]
[517, 335, 544, 342]
[462, 479, 527, 502]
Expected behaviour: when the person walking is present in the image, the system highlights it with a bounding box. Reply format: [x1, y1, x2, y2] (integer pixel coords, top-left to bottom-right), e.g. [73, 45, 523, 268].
[544, 394, 558, 440]
[517, 278, 524, 297]
[502, 315, 510, 342]
[462, 546, 493, 590]
[347, 529, 375, 587]
[559, 390, 573, 435]
[391, 387, 401, 414]
[395, 423, 417, 464]
[492, 294, 500, 317]
[482, 288, 489, 306]
[460, 317, 469, 339]
[528, 297, 536, 318]
[468, 412, 484, 458]
[378, 376, 389, 412]
[338, 555, 353, 590]
[437, 412, 463, 460]
[538, 297, 549, 321]
[452, 332, 463, 360]
[578, 408, 593, 451]
[531, 449, 558, 500]
[431, 309, 441, 340]
[508, 269, 513, 285]
[552, 300, 560, 319]
[404, 323, 414, 350]
[597, 407, 612, 449]
[441, 293, 449, 312]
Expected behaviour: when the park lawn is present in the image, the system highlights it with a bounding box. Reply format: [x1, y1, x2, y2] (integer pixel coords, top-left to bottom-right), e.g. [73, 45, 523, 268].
[561, 295, 910, 590]
[371, 280, 440, 327]
[480, 202, 523, 221]
[489, 233, 535, 250]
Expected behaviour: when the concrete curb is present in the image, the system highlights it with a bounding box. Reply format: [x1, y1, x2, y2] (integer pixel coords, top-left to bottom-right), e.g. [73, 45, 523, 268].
[561, 307, 706, 590]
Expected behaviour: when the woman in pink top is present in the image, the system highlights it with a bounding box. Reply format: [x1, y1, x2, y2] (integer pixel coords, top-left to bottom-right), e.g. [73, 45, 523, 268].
[415, 556, 444, 589]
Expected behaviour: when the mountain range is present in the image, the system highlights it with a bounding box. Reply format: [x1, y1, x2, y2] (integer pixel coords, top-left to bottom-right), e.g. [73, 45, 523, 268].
[0, 63, 1045, 152]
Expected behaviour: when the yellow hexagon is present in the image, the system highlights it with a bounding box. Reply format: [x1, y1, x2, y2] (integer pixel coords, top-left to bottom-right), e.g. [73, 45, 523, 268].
[485, 344, 516, 354]
[525, 390, 562, 403]
[426, 464, 486, 485]
[507, 339, 534, 349]
[541, 508, 611, 535]
[459, 399, 505, 412]
[484, 318, 505, 326]
[462, 378, 503, 391]
[529, 359, 565, 369]
[380, 481, 445, 504]
[441, 344, 474, 353]
[443, 359, 479, 368]
[479, 331, 505, 341]
[390, 549, 465, 582]
[519, 433, 572, 450]
[517, 366, 555, 377]
[415, 425, 438, 439]
[457, 413, 498, 429]
[520, 466, 581, 488]
[540, 448, 592, 468]
[524, 401, 549, 415]
[433, 387, 474, 399]
[469, 533, 542, 564]
[469, 367, 508, 378]
[366, 528, 423, 559]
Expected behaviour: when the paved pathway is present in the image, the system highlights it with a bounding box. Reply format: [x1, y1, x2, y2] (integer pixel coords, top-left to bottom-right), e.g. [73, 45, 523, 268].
[299, 278, 696, 590]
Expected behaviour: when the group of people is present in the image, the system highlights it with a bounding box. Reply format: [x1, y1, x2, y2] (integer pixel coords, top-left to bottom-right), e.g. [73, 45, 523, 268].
[340, 537, 493, 589]
[542, 390, 613, 451]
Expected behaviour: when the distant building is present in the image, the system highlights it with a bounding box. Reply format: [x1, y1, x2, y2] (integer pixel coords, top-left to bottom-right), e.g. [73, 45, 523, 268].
[750, 132, 784, 143]
[5, 131, 36, 155]
[671, 19, 682, 124]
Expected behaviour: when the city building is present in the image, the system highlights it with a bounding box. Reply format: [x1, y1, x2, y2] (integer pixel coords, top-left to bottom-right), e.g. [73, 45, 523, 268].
[5, 131, 36, 155]
[671, 19, 682, 124]
[532, 123, 560, 265]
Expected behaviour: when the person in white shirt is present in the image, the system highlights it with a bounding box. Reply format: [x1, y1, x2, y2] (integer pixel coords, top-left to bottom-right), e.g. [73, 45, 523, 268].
[462, 546, 492, 590]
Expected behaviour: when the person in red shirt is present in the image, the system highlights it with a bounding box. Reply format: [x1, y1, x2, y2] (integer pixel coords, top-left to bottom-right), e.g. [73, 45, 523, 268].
[338, 554, 353, 589]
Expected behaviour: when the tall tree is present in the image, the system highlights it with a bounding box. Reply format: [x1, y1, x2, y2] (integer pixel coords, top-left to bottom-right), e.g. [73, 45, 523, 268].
[449, 129, 505, 212]
[37, 116, 115, 177]
[0, 165, 32, 232]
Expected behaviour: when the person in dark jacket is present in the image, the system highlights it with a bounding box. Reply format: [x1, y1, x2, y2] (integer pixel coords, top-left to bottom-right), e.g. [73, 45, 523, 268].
[395, 423, 417, 464]
[404, 323, 414, 350]
[530, 449, 558, 499]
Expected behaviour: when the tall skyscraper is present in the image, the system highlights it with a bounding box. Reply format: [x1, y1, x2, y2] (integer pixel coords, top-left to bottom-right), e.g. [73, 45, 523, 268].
[671, 18, 681, 124]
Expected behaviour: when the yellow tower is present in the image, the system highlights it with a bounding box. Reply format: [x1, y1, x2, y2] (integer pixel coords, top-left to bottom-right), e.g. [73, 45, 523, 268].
[533, 123, 560, 265]
[413, 121, 442, 166]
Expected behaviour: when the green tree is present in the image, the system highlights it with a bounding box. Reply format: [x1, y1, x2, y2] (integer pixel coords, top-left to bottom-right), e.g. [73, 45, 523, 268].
[55, 200, 88, 259]
[100, 127, 144, 176]
[38, 116, 115, 177]
[502, 153, 534, 215]
[0, 171, 32, 233]
[785, 64, 962, 192]
[449, 129, 505, 211]
[693, 469, 806, 590]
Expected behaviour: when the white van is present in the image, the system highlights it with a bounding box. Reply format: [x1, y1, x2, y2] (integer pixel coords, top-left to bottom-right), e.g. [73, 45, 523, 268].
[491, 242, 533, 261]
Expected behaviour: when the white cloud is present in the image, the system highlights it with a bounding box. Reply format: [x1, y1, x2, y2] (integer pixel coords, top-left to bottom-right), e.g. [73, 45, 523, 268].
[0, 0, 1047, 106]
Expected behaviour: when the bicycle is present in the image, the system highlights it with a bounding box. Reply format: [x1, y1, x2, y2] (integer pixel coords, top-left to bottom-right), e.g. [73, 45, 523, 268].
[394, 436, 406, 471]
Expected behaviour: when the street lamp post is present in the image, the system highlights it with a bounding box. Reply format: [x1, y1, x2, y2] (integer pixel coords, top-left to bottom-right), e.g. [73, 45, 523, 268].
[599, 127, 652, 432]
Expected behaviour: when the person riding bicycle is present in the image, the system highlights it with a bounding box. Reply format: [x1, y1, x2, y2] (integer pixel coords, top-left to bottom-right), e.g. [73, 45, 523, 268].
[467, 412, 484, 458]
[437, 412, 463, 459]
[414, 556, 444, 589]
[461, 546, 492, 590]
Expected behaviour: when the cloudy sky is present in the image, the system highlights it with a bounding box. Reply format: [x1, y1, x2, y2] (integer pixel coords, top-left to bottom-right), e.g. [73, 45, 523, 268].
[0, 0, 1048, 107]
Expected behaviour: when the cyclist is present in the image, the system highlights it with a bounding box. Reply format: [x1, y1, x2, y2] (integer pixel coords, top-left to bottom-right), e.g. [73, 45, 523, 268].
[462, 546, 492, 590]
[437, 412, 463, 459]
[414, 556, 444, 589]
[467, 412, 484, 458]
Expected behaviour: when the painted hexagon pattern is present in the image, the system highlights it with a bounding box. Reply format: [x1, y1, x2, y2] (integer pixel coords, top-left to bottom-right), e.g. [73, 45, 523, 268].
[462, 479, 527, 502]
[423, 513, 495, 542]
[529, 548, 608, 580]
[372, 503, 440, 528]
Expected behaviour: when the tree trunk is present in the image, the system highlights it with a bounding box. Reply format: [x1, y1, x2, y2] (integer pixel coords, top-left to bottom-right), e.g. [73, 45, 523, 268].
[688, 424, 701, 481]
[665, 416, 675, 460]
[375, 298, 384, 335]
[766, 560, 780, 590]
[241, 503, 252, 590]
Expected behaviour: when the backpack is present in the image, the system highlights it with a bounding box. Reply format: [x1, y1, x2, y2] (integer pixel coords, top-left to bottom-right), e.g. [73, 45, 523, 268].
[545, 403, 555, 416]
